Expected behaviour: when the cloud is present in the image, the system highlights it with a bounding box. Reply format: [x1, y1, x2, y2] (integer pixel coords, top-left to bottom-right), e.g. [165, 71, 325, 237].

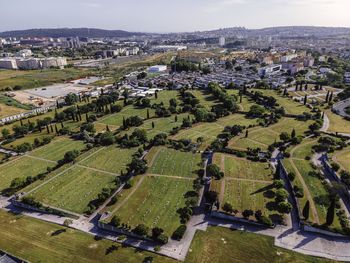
[80, 2, 101, 8]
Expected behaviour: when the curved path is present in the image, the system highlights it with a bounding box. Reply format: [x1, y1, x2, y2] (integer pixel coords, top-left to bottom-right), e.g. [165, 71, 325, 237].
[332, 98, 350, 118]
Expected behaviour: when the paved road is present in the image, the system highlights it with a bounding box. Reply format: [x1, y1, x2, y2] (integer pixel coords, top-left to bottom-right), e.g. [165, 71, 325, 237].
[333, 98, 350, 118]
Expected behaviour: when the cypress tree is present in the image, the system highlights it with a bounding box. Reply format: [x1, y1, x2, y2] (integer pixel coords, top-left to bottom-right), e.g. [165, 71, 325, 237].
[152, 122, 155, 129]
[325, 91, 330, 102]
[175, 115, 178, 122]
[291, 129, 296, 138]
[303, 95, 307, 105]
[302, 200, 310, 221]
[55, 125, 59, 134]
[46, 125, 50, 134]
[50, 125, 54, 133]
[106, 125, 110, 132]
[326, 199, 335, 226]
[245, 129, 249, 138]
[328, 92, 333, 103]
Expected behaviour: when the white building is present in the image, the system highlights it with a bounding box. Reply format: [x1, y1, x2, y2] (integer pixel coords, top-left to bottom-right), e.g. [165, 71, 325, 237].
[40, 57, 67, 69]
[0, 58, 18, 69]
[258, 64, 282, 77]
[219, 37, 226, 47]
[148, 65, 167, 73]
[16, 49, 32, 58]
[16, 58, 41, 70]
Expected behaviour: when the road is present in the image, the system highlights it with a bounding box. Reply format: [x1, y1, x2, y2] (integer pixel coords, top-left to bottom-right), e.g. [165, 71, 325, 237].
[333, 98, 350, 118]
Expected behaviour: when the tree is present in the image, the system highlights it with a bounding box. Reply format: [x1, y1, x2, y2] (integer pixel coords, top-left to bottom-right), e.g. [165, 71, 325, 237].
[275, 189, 289, 203]
[152, 122, 155, 129]
[64, 93, 79, 105]
[245, 129, 249, 138]
[100, 131, 115, 146]
[133, 224, 149, 236]
[302, 200, 310, 220]
[326, 199, 335, 226]
[206, 164, 224, 180]
[291, 129, 296, 139]
[62, 150, 79, 163]
[278, 202, 292, 214]
[151, 227, 164, 239]
[111, 215, 121, 227]
[1, 128, 10, 139]
[242, 209, 254, 219]
[63, 219, 73, 227]
[247, 105, 265, 118]
[172, 225, 187, 240]
[128, 158, 147, 175]
[279, 132, 291, 142]
[222, 202, 234, 214]
[303, 95, 307, 105]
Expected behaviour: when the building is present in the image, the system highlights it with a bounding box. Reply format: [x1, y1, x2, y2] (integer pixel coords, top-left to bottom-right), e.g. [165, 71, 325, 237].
[344, 72, 350, 84]
[280, 53, 298, 62]
[16, 49, 32, 58]
[0, 58, 18, 69]
[219, 37, 225, 47]
[148, 65, 167, 73]
[258, 64, 282, 77]
[40, 57, 67, 69]
[16, 58, 41, 70]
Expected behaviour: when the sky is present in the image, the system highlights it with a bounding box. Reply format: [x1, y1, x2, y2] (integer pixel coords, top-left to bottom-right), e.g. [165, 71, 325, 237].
[1, 0, 350, 33]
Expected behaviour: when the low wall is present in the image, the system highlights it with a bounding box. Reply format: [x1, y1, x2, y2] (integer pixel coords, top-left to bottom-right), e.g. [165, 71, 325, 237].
[98, 220, 153, 242]
[12, 199, 77, 219]
[303, 224, 347, 238]
[210, 210, 274, 228]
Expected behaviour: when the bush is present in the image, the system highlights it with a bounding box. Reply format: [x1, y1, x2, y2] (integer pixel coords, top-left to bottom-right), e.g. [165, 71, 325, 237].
[259, 215, 273, 227]
[172, 225, 187, 240]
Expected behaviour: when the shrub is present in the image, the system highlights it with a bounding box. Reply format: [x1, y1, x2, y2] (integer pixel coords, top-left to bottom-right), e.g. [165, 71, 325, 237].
[172, 225, 187, 240]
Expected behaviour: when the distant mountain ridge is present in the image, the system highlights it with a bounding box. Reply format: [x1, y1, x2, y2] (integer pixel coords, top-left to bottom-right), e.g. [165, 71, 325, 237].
[0, 28, 146, 38]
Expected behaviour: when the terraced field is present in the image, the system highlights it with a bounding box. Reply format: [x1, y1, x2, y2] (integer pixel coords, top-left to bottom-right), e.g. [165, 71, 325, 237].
[110, 175, 193, 236]
[0, 156, 53, 192]
[29, 166, 117, 214]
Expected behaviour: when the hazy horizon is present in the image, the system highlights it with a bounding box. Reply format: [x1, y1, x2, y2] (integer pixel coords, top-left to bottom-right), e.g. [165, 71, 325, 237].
[1, 0, 350, 33]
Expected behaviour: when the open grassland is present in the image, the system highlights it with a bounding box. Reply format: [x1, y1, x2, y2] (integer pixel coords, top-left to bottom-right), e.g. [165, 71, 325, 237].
[28, 137, 86, 162]
[186, 226, 330, 263]
[332, 147, 350, 173]
[229, 118, 312, 151]
[79, 146, 136, 174]
[325, 109, 350, 134]
[173, 113, 258, 150]
[290, 138, 316, 160]
[30, 166, 117, 214]
[223, 180, 278, 218]
[0, 104, 25, 118]
[146, 147, 202, 178]
[2, 133, 54, 150]
[111, 175, 193, 236]
[0, 68, 92, 91]
[0, 210, 175, 263]
[0, 156, 53, 192]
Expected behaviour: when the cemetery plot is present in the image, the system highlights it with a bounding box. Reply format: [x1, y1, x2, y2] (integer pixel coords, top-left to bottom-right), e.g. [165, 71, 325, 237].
[28, 137, 86, 162]
[29, 165, 117, 214]
[0, 156, 54, 193]
[229, 118, 312, 151]
[172, 113, 258, 150]
[146, 146, 202, 178]
[211, 153, 280, 221]
[325, 110, 350, 134]
[332, 147, 350, 174]
[190, 90, 219, 110]
[110, 175, 193, 236]
[79, 146, 136, 174]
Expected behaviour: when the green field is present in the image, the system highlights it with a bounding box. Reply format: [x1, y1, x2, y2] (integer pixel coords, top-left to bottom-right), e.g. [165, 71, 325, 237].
[214, 153, 273, 181]
[79, 146, 136, 174]
[0, 210, 175, 263]
[0, 156, 53, 192]
[229, 118, 312, 150]
[28, 137, 86, 162]
[333, 147, 350, 173]
[173, 113, 258, 150]
[0, 68, 91, 91]
[325, 110, 350, 134]
[186, 226, 330, 263]
[29, 166, 117, 214]
[0, 102, 26, 118]
[147, 146, 202, 178]
[111, 175, 193, 236]
[190, 90, 218, 110]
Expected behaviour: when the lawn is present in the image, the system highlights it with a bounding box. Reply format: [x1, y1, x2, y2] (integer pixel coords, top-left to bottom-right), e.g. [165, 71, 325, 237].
[332, 147, 350, 173]
[229, 118, 312, 151]
[111, 175, 193, 236]
[190, 90, 218, 110]
[2, 133, 54, 150]
[186, 226, 331, 263]
[173, 113, 258, 150]
[29, 166, 117, 214]
[28, 137, 86, 162]
[146, 146, 203, 178]
[213, 153, 273, 181]
[291, 139, 317, 160]
[0, 210, 175, 263]
[0, 156, 53, 193]
[79, 146, 137, 174]
[325, 110, 350, 134]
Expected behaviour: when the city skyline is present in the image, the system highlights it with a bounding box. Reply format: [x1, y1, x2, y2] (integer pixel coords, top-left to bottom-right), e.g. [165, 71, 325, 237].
[1, 0, 350, 33]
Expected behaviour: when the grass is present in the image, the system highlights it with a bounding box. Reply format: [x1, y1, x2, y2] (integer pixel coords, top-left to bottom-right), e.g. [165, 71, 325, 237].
[0, 156, 53, 192]
[0, 68, 92, 91]
[28, 137, 86, 162]
[0, 210, 175, 263]
[325, 109, 350, 134]
[291, 139, 316, 160]
[229, 118, 312, 151]
[186, 226, 331, 263]
[111, 175, 193, 236]
[146, 146, 202, 178]
[332, 147, 350, 173]
[0, 100, 26, 118]
[79, 146, 137, 174]
[29, 166, 117, 214]
[214, 154, 273, 181]
[190, 90, 218, 110]
[173, 113, 258, 150]
[2, 133, 54, 150]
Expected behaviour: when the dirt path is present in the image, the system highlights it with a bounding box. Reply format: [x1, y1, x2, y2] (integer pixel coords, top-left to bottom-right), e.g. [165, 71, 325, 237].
[25, 155, 57, 164]
[147, 173, 194, 180]
[218, 155, 226, 206]
[290, 143, 320, 224]
[225, 177, 272, 184]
